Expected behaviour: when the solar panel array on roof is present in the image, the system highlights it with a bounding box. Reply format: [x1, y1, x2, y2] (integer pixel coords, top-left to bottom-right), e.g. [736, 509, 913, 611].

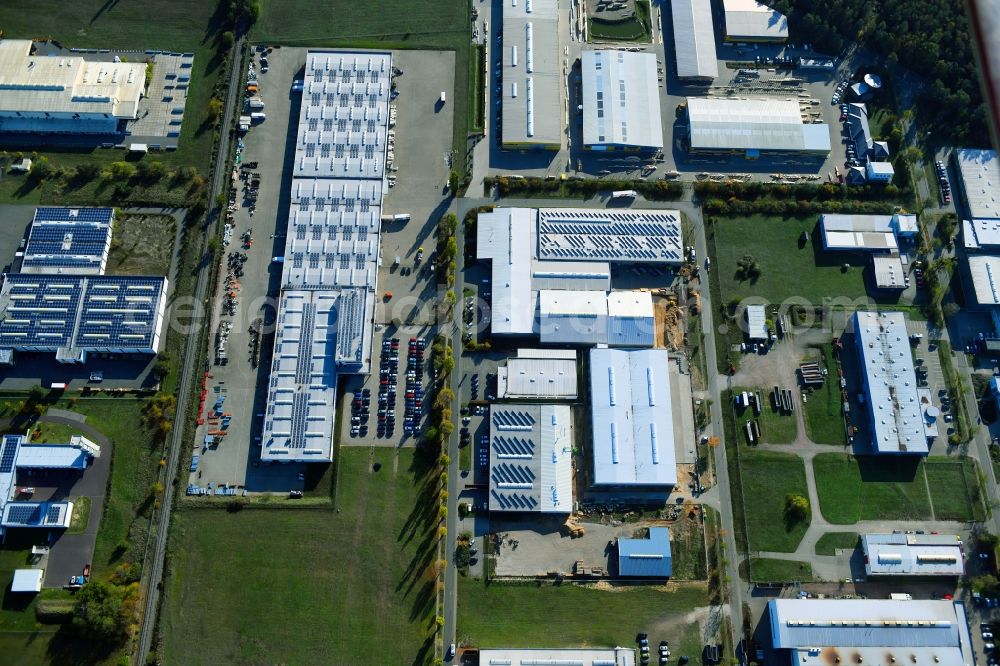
[22, 217, 113, 275]
[537, 208, 683, 264]
[0, 435, 19, 473]
[5, 504, 41, 524]
[33, 207, 114, 225]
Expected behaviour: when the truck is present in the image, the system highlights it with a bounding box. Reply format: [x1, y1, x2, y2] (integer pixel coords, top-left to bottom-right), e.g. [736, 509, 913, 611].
[439, 91, 446, 104]
[248, 96, 265, 110]
[393, 213, 411, 223]
[611, 190, 637, 199]
[250, 112, 266, 123]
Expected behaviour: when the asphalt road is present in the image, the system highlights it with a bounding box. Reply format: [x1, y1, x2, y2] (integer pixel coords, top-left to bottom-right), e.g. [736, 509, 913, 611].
[135, 36, 247, 664]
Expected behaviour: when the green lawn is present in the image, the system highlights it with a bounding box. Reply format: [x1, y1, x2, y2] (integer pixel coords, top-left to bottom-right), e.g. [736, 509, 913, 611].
[813, 453, 932, 524]
[0, 0, 231, 178]
[161, 447, 439, 665]
[734, 386, 797, 444]
[588, 0, 652, 42]
[814, 532, 860, 556]
[253, 0, 472, 181]
[739, 451, 810, 552]
[459, 440, 472, 472]
[925, 458, 986, 522]
[802, 345, 848, 446]
[749, 558, 814, 583]
[20, 420, 80, 444]
[669, 518, 708, 581]
[458, 577, 709, 650]
[708, 214, 877, 305]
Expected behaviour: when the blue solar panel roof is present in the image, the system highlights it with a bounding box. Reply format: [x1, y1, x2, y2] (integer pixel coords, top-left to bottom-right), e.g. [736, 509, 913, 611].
[0, 435, 19, 473]
[32, 207, 114, 225]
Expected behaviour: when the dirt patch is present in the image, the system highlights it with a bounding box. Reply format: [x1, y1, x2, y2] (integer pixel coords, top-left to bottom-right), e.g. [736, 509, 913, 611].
[654, 294, 685, 350]
[107, 213, 176, 275]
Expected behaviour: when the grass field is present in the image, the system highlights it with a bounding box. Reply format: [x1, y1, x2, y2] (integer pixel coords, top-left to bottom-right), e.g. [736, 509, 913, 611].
[458, 577, 709, 652]
[707, 214, 874, 305]
[669, 516, 708, 581]
[252, 0, 472, 181]
[738, 451, 810, 553]
[814, 453, 932, 524]
[21, 420, 80, 444]
[814, 532, 859, 556]
[802, 345, 848, 446]
[588, 0, 652, 42]
[106, 213, 177, 276]
[160, 447, 439, 665]
[749, 558, 814, 583]
[0, 0, 231, 177]
[734, 386, 797, 444]
[924, 458, 986, 522]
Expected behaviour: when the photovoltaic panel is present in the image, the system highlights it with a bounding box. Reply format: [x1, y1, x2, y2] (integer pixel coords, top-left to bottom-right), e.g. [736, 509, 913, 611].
[0, 436, 18, 472]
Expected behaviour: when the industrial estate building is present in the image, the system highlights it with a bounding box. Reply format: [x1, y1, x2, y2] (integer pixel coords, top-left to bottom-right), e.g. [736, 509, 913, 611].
[955, 149, 1000, 222]
[861, 533, 965, 577]
[853, 311, 929, 455]
[669, 0, 718, 80]
[500, 0, 561, 149]
[720, 0, 788, 42]
[0, 433, 100, 534]
[819, 213, 918, 252]
[844, 103, 895, 183]
[589, 348, 678, 488]
[870, 254, 908, 290]
[744, 304, 768, 341]
[497, 349, 578, 400]
[617, 526, 672, 577]
[685, 98, 831, 157]
[767, 598, 975, 665]
[488, 404, 573, 513]
[20, 207, 114, 275]
[0, 207, 168, 364]
[478, 648, 636, 666]
[0, 39, 146, 135]
[261, 50, 391, 462]
[581, 50, 663, 151]
[478, 207, 680, 342]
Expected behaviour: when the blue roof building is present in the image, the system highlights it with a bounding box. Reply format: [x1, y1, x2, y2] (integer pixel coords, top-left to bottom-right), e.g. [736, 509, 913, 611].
[22, 208, 114, 275]
[618, 526, 672, 577]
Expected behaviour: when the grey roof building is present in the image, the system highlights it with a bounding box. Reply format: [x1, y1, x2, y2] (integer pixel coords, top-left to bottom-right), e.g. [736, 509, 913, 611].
[497, 349, 578, 400]
[954, 149, 1000, 221]
[721, 0, 788, 42]
[861, 533, 965, 577]
[262, 50, 392, 463]
[767, 598, 975, 665]
[478, 648, 636, 666]
[686, 98, 831, 156]
[870, 255, 908, 290]
[501, 0, 562, 149]
[670, 0, 718, 80]
[488, 404, 574, 513]
[581, 49, 663, 150]
[845, 103, 894, 182]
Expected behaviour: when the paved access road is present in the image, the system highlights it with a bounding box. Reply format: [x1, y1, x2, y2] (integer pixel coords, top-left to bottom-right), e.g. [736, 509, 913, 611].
[135, 35, 247, 664]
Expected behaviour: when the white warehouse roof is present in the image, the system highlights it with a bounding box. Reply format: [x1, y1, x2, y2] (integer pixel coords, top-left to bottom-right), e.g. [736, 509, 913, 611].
[861, 533, 965, 577]
[497, 349, 578, 399]
[955, 149, 1000, 220]
[686, 98, 831, 154]
[670, 0, 718, 80]
[539, 289, 608, 345]
[581, 49, 663, 149]
[745, 304, 767, 340]
[721, 0, 788, 42]
[820, 214, 898, 251]
[479, 648, 636, 666]
[589, 348, 677, 487]
[853, 311, 926, 454]
[477, 208, 537, 336]
[501, 0, 561, 148]
[488, 404, 574, 513]
[967, 255, 1000, 306]
[0, 40, 145, 120]
[768, 598, 975, 666]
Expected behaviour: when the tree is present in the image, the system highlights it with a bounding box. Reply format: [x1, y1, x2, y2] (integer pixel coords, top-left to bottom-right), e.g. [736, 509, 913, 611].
[735, 254, 761, 281]
[207, 97, 224, 122]
[29, 157, 55, 181]
[784, 494, 810, 522]
[136, 159, 167, 183]
[221, 31, 235, 49]
[104, 161, 137, 181]
[72, 581, 129, 642]
[75, 162, 101, 181]
[448, 169, 460, 194]
[152, 354, 171, 382]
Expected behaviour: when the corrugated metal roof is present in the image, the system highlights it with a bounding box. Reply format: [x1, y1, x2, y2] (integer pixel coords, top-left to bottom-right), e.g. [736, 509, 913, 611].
[854, 311, 926, 454]
[964, 218, 1000, 249]
[687, 98, 831, 153]
[477, 208, 538, 335]
[820, 214, 898, 251]
[589, 348, 677, 486]
[871, 255, 907, 289]
[721, 0, 788, 41]
[501, 0, 562, 147]
[581, 50, 663, 149]
[967, 254, 1000, 305]
[745, 304, 767, 340]
[479, 647, 636, 666]
[955, 149, 1000, 220]
[497, 350, 578, 399]
[861, 533, 965, 576]
[670, 0, 718, 79]
[489, 404, 573, 513]
[618, 526, 672, 577]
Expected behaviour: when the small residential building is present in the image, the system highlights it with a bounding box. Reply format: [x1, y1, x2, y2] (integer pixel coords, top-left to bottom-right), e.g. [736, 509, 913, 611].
[478, 648, 636, 666]
[589, 348, 678, 488]
[10, 569, 43, 593]
[488, 404, 573, 513]
[500, 0, 561, 149]
[618, 526, 672, 577]
[0, 39, 146, 135]
[685, 98, 831, 157]
[720, 0, 788, 42]
[767, 598, 975, 665]
[861, 532, 965, 577]
[670, 0, 718, 81]
[497, 349, 578, 400]
[853, 311, 928, 455]
[745, 304, 768, 341]
[870, 254, 908, 290]
[581, 50, 663, 151]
